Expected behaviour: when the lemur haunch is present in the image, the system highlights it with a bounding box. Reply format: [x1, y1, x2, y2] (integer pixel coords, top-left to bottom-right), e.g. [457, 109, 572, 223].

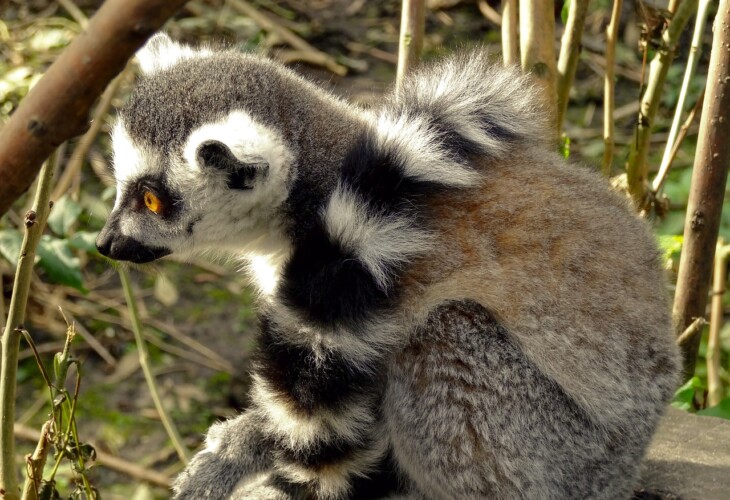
[96, 34, 679, 499]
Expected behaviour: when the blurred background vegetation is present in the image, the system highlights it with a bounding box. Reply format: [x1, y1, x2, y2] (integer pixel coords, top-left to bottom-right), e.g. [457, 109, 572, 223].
[0, 0, 728, 498]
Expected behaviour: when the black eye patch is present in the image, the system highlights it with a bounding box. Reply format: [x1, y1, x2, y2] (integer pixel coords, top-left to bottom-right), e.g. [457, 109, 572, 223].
[122, 174, 183, 220]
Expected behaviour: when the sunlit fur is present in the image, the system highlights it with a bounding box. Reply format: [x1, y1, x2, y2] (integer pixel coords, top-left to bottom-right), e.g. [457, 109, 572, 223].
[99, 34, 680, 500]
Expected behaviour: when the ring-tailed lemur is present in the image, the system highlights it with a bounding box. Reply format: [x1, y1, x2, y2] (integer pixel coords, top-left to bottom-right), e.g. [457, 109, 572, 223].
[96, 34, 679, 499]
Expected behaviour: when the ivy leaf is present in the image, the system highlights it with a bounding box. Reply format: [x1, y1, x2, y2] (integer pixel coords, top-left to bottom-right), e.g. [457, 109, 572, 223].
[47, 195, 83, 237]
[657, 234, 683, 264]
[697, 398, 730, 420]
[37, 236, 86, 292]
[671, 376, 704, 411]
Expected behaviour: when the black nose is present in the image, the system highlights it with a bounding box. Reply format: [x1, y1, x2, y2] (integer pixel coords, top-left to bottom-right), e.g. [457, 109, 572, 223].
[96, 224, 171, 263]
[95, 226, 114, 257]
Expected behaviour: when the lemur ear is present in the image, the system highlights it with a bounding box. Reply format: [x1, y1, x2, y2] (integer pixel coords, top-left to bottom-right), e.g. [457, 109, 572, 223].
[136, 33, 211, 74]
[196, 140, 269, 190]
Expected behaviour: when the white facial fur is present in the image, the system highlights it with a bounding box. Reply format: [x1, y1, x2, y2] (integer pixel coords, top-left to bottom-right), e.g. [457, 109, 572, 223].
[109, 111, 295, 277]
[136, 33, 213, 74]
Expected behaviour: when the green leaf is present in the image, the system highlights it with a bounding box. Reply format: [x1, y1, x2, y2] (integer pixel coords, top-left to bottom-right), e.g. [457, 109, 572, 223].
[671, 376, 705, 411]
[697, 398, 730, 420]
[37, 236, 86, 292]
[561, 0, 571, 24]
[657, 234, 683, 263]
[559, 134, 571, 158]
[68, 231, 100, 254]
[47, 195, 83, 237]
[0, 229, 25, 266]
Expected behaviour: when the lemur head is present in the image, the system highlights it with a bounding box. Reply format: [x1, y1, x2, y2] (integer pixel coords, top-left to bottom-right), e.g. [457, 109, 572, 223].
[96, 34, 301, 264]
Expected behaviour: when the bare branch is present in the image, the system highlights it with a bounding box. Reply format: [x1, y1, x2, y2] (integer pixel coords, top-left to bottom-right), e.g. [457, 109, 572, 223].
[673, 0, 730, 380]
[52, 65, 131, 202]
[675, 317, 708, 346]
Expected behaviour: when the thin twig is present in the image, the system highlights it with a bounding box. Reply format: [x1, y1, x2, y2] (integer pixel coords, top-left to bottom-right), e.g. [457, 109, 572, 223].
[651, 89, 704, 194]
[0, 150, 58, 500]
[119, 268, 191, 465]
[14, 423, 170, 488]
[18, 330, 54, 403]
[655, 0, 713, 194]
[557, 0, 590, 132]
[345, 42, 398, 65]
[675, 317, 707, 346]
[708, 242, 729, 407]
[396, 0, 426, 90]
[477, 0, 502, 26]
[57, 0, 89, 28]
[501, 0, 518, 66]
[602, 0, 623, 176]
[58, 289, 234, 372]
[63, 311, 117, 367]
[0, 275, 5, 327]
[625, 0, 697, 207]
[227, 0, 346, 76]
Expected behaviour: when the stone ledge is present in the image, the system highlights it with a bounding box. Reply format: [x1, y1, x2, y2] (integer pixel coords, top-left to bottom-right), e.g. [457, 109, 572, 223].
[638, 407, 730, 500]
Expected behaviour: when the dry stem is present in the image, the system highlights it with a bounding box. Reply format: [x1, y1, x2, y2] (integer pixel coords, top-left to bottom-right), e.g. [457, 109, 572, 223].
[119, 268, 191, 465]
[655, 0, 713, 194]
[557, 0, 590, 132]
[674, 0, 730, 379]
[519, 0, 558, 140]
[227, 0, 346, 76]
[19, 422, 51, 500]
[501, 0, 518, 66]
[625, 0, 697, 207]
[675, 317, 708, 346]
[651, 89, 704, 194]
[708, 242, 730, 407]
[396, 0, 426, 90]
[602, 0, 623, 176]
[0, 153, 57, 499]
[14, 424, 170, 488]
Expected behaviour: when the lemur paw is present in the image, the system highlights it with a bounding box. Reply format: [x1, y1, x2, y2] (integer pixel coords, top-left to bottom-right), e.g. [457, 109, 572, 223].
[230, 472, 302, 500]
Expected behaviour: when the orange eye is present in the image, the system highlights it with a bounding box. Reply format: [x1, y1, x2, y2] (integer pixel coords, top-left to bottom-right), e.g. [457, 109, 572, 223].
[143, 191, 162, 214]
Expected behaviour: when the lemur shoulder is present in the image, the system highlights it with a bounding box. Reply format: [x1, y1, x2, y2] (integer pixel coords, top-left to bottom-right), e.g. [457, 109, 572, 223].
[96, 34, 680, 499]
